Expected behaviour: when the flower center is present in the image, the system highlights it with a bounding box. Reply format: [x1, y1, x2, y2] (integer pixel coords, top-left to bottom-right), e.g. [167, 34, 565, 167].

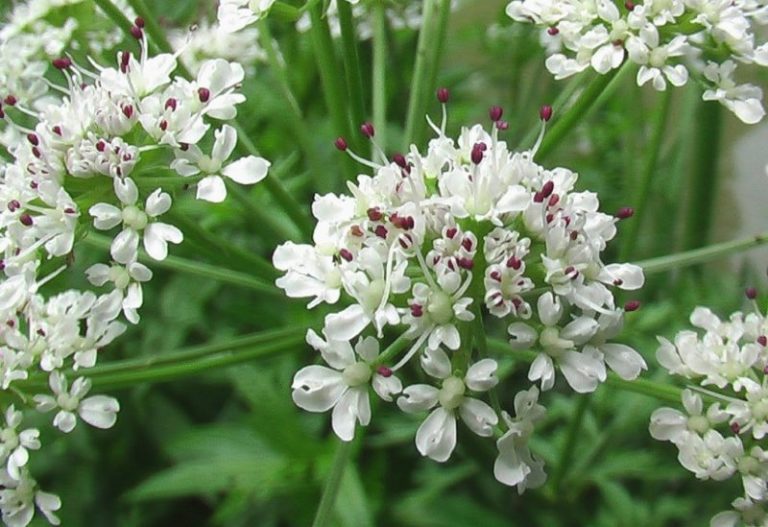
[108, 265, 131, 290]
[198, 155, 222, 174]
[361, 278, 385, 312]
[122, 205, 148, 230]
[428, 290, 453, 325]
[686, 415, 709, 434]
[438, 376, 466, 410]
[342, 362, 372, 387]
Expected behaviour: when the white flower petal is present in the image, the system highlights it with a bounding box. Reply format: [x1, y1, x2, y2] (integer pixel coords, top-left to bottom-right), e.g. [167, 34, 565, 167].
[291, 366, 346, 412]
[222, 156, 270, 185]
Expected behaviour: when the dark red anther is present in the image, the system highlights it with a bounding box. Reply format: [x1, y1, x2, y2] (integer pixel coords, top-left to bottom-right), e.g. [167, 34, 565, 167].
[159, 120, 168, 131]
[30, 181, 38, 189]
[130, 25, 143, 40]
[179, 143, 189, 151]
[540, 180, 554, 199]
[350, 225, 364, 237]
[471, 143, 485, 164]
[458, 257, 474, 270]
[410, 304, 424, 317]
[547, 26, 559, 35]
[731, 422, 741, 434]
[616, 207, 634, 220]
[446, 227, 457, 239]
[548, 194, 560, 207]
[122, 105, 134, 119]
[4, 319, 12, 327]
[625, 1, 636, 10]
[377, 366, 393, 377]
[3, 95, 16, 106]
[7, 200, 20, 212]
[539, 104, 553, 122]
[624, 300, 641, 312]
[758, 335, 767, 346]
[164, 98, 177, 111]
[36, 328, 45, 337]
[31, 147, 41, 159]
[489, 106, 503, 122]
[96, 140, 106, 152]
[52, 57, 72, 70]
[461, 237, 473, 251]
[764, 364, 768, 375]
[490, 270, 501, 281]
[746, 287, 758, 300]
[570, 230, 578, 240]
[198, 87, 211, 103]
[360, 122, 375, 138]
[374, 225, 388, 238]
[52, 125, 62, 136]
[134, 16, 145, 28]
[0, 107, 5, 119]
[339, 249, 353, 262]
[367, 207, 382, 222]
[496, 120, 509, 131]
[19, 213, 33, 226]
[26, 134, 39, 146]
[392, 153, 407, 168]
[398, 233, 413, 249]
[334, 137, 348, 151]
[63, 207, 76, 215]
[120, 51, 131, 73]
[437, 87, 450, 104]
[613, 278, 624, 286]
[545, 213, 554, 223]
[506, 256, 522, 270]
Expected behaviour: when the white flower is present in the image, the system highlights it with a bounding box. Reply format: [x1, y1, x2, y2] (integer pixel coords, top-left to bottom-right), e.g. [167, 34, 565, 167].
[650, 389, 728, 444]
[0, 469, 61, 527]
[218, 0, 276, 33]
[171, 124, 269, 202]
[703, 61, 765, 124]
[33, 372, 120, 433]
[85, 261, 152, 324]
[0, 406, 40, 481]
[397, 354, 499, 462]
[89, 177, 183, 263]
[494, 386, 547, 493]
[291, 332, 401, 441]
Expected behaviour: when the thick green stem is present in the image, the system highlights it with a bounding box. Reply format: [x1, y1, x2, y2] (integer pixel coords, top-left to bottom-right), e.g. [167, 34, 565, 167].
[403, 0, 445, 148]
[271, 1, 301, 21]
[635, 232, 768, 275]
[312, 440, 354, 527]
[372, 0, 388, 153]
[535, 62, 634, 162]
[309, 4, 354, 145]
[93, 0, 137, 47]
[682, 102, 722, 251]
[337, 0, 367, 135]
[619, 90, 672, 261]
[82, 234, 280, 295]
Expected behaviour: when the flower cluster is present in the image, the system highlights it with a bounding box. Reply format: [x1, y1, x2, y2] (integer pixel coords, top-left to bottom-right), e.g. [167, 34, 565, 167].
[506, 0, 768, 123]
[0, 23, 269, 525]
[275, 98, 645, 490]
[651, 295, 768, 526]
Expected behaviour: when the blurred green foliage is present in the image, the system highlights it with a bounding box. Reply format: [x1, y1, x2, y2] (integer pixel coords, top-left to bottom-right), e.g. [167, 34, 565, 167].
[6, 0, 768, 525]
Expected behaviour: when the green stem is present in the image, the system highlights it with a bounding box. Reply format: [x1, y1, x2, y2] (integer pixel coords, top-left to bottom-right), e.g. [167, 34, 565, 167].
[403, 0, 439, 148]
[93, 0, 136, 47]
[635, 232, 768, 275]
[226, 181, 300, 242]
[518, 71, 587, 149]
[166, 210, 279, 278]
[337, 0, 367, 135]
[82, 233, 280, 295]
[89, 335, 303, 389]
[312, 440, 354, 527]
[309, 3, 354, 150]
[682, 102, 722, 251]
[535, 62, 634, 162]
[232, 121, 314, 238]
[376, 334, 413, 366]
[551, 394, 591, 492]
[619, 90, 672, 261]
[126, 0, 183, 69]
[21, 329, 303, 390]
[372, 0, 388, 153]
[271, 1, 301, 21]
[425, 0, 451, 122]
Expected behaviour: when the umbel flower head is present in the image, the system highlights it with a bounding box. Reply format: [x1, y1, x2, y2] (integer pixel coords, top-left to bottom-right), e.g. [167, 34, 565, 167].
[275, 93, 646, 490]
[651, 290, 768, 526]
[505, 0, 768, 124]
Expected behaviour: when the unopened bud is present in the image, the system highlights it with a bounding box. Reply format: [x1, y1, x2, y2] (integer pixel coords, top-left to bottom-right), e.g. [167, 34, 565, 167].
[746, 287, 758, 300]
[334, 137, 348, 151]
[489, 106, 503, 122]
[360, 122, 375, 138]
[437, 87, 450, 104]
[539, 104, 553, 122]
